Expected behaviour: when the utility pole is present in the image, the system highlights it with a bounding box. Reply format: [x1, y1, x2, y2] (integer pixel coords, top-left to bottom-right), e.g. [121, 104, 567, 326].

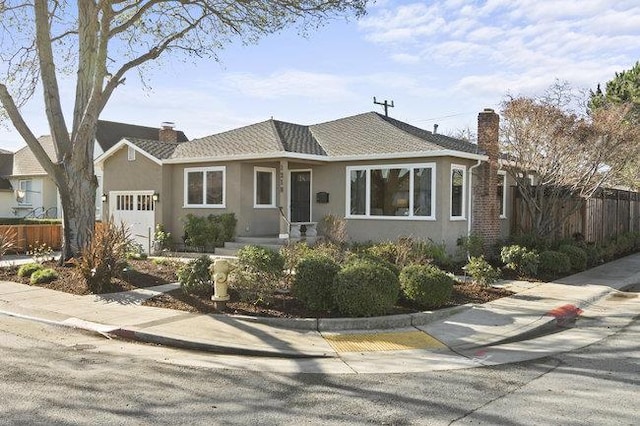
[373, 97, 394, 117]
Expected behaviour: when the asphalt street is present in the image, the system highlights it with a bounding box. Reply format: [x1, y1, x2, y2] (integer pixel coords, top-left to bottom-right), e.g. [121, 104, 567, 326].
[1, 313, 638, 425]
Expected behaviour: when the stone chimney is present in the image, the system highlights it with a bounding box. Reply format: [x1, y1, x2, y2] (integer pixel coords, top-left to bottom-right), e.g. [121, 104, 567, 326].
[159, 122, 177, 143]
[472, 108, 501, 252]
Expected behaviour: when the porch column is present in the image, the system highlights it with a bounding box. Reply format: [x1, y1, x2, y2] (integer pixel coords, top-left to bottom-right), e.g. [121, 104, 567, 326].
[278, 159, 289, 239]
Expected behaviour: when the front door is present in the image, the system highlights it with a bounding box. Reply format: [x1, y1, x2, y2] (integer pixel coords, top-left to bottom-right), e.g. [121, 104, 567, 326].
[290, 171, 311, 223]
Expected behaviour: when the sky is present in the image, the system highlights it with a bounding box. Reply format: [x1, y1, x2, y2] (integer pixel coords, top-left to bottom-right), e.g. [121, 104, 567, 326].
[1, 0, 639, 152]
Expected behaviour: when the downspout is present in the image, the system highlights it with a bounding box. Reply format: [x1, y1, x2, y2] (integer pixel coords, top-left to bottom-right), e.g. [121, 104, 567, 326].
[467, 159, 483, 258]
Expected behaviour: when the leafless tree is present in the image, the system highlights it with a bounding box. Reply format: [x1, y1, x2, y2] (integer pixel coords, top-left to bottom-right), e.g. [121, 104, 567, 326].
[501, 85, 640, 239]
[0, 0, 368, 260]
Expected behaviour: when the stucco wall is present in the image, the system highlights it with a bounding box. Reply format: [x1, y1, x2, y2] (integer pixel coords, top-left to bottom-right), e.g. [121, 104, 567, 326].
[102, 145, 163, 222]
[0, 192, 14, 217]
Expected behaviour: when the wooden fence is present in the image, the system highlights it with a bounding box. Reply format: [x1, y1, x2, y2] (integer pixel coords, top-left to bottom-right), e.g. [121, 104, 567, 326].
[512, 188, 640, 244]
[0, 224, 62, 252]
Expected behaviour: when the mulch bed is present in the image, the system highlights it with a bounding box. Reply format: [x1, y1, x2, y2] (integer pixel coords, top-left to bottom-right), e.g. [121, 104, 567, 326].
[0, 258, 179, 295]
[0, 258, 513, 318]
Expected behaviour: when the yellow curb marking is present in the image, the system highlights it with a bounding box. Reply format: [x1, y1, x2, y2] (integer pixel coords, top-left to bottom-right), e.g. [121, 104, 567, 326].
[324, 331, 445, 352]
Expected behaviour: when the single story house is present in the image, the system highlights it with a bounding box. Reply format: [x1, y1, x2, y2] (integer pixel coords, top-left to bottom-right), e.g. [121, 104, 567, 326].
[97, 109, 510, 252]
[2, 121, 188, 219]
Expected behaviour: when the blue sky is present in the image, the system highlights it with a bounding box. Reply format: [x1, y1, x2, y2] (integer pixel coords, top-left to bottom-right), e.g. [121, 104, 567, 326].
[1, 0, 639, 151]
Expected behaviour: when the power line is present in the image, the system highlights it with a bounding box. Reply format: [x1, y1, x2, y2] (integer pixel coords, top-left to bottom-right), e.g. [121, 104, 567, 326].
[414, 111, 476, 123]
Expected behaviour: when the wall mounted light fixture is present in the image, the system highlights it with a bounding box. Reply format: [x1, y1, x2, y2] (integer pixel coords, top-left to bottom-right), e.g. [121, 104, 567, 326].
[101, 193, 108, 202]
[152, 193, 160, 202]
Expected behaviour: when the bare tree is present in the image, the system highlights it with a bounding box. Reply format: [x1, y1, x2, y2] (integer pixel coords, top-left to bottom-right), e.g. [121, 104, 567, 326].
[0, 0, 368, 260]
[501, 85, 640, 239]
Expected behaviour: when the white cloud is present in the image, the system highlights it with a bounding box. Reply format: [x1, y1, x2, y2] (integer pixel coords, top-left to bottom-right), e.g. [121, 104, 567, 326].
[221, 70, 353, 100]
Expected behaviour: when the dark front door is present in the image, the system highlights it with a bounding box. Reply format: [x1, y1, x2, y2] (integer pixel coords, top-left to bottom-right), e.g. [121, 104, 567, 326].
[290, 171, 311, 222]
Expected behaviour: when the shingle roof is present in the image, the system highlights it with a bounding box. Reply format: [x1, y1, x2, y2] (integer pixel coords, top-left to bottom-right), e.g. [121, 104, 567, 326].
[12, 135, 55, 176]
[168, 112, 479, 161]
[96, 120, 188, 151]
[171, 120, 284, 159]
[0, 151, 13, 190]
[127, 138, 183, 160]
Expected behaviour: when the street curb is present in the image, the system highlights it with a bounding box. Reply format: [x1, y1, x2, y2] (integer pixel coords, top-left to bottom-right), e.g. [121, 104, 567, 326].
[451, 286, 617, 350]
[107, 327, 335, 359]
[221, 303, 474, 332]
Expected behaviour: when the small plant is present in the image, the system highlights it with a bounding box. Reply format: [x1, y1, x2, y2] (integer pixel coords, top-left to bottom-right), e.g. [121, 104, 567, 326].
[500, 245, 540, 277]
[30, 268, 58, 284]
[332, 260, 400, 317]
[177, 255, 213, 296]
[292, 254, 340, 311]
[153, 224, 174, 251]
[399, 264, 454, 309]
[73, 220, 131, 294]
[465, 256, 501, 286]
[237, 245, 285, 278]
[18, 262, 44, 278]
[457, 233, 485, 259]
[539, 250, 572, 277]
[126, 242, 148, 260]
[558, 244, 587, 272]
[27, 241, 54, 263]
[0, 226, 18, 259]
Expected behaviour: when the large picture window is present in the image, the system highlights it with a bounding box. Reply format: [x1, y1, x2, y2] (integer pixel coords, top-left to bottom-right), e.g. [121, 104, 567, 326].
[254, 167, 276, 208]
[346, 163, 435, 219]
[450, 164, 466, 219]
[184, 166, 225, 207]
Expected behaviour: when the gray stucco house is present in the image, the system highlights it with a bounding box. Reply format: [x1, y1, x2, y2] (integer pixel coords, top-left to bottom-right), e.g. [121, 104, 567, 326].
[97, 109, 509, 253]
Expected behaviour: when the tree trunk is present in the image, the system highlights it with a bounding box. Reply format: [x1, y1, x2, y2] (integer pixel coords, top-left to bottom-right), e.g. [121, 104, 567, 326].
[56, 157, 97, 261]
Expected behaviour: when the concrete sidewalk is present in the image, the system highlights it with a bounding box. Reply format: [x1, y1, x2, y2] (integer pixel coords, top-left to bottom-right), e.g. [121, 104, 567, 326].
[1, 253, 640, 373]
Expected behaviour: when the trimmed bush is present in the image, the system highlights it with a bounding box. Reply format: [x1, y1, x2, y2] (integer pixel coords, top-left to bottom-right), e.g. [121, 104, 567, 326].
[465, 256, 501, 286]
[292, 255, 340, 311]
[177, 256, 213, 296]
[232, 245, 284, 305]
[18, 262, 44, 278]
[399, 264, 454, 309]
[347, 252, 400, 277]
[539, 250, 572, 276]
[558, 245, 587, 272]
[333, 260, 400, 317]
[30, 268, 58, 284]
[237, 245, 284, 278]
[500, 245, 539, 277]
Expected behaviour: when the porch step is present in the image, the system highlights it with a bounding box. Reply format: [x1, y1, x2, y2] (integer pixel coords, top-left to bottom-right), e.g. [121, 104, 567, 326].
[235, 236, 285, 245]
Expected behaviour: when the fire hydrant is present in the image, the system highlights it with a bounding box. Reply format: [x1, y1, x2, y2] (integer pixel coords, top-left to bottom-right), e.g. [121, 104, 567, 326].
[209, 259, 234, 309]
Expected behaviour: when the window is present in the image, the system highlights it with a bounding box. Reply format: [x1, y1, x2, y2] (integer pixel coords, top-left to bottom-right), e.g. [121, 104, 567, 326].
[115, 193, 155, 212]
[184, 166, 225, 207]
[498, 171, 507, 218]
[18, 180, 33, 206]
[127, 146, 136, 161]
[346, 163, 435, 219]
[254, 167, 276, 208]
[450, 164, 466, 219]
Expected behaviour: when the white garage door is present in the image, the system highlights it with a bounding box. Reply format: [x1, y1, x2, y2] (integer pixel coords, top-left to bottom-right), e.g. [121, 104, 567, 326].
[109, 191, 156, 253]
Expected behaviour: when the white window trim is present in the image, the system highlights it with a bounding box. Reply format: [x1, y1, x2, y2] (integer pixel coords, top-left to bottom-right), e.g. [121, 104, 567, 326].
[18, 179, 33, 206]
[345, 163, 436, 221]
[498, 171, 507, 219]
[183, 166, 226, 208]
[254, 166, 277, 208]
[127, 146, 136, 161]
[450, 164, 467, 221]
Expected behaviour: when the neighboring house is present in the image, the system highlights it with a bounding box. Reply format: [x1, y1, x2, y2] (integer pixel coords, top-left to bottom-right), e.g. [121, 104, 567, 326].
[98, 109, 509, 252]
[4, 121, 188, 219]
[0, 149, 14, 217]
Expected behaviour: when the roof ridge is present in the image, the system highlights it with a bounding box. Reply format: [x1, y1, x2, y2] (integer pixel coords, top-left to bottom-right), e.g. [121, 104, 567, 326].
[269, 119, 287, 152]
[188, 119, 275, 144]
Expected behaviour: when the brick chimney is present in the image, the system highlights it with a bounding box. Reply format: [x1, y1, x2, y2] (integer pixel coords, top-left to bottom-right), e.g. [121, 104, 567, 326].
[472, 108, 501, 252]
[159, 122, 177, 143]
